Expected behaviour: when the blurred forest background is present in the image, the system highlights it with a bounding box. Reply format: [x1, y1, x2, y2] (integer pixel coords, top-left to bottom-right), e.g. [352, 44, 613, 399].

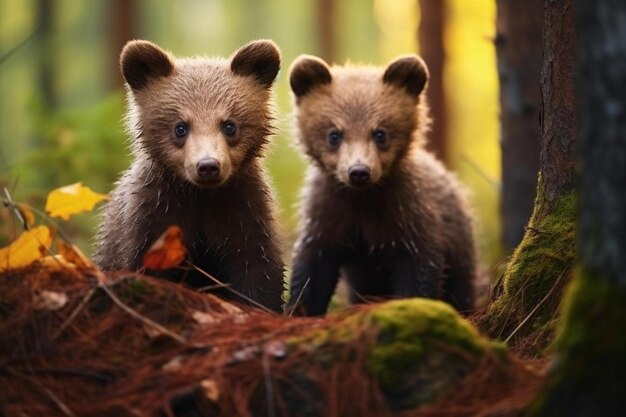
[0, 0, 500, 265]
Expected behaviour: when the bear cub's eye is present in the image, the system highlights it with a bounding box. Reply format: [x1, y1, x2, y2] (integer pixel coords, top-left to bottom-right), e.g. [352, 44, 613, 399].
[223, 121, 237, 137]
[174, 122, 188, 138]
[328, 130, 343, 147]
[373, 129, 389, 148]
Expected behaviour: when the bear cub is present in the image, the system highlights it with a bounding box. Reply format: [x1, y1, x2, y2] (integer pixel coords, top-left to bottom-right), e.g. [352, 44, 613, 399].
[287, 54, 477, 315]
[95, 40, 285, 312]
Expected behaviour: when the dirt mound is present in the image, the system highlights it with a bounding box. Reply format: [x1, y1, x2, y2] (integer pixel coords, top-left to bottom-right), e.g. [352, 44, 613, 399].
[0, 263, 540, 417]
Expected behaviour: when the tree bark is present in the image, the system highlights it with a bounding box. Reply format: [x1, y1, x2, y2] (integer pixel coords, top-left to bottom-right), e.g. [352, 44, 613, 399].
[36, 0, 56, 109]
[317, 0, 336, 63]
[108, 0, 137, 90]
[532, 0, 626, 415]
[496, 0, 543, 250]
[537, 1, 578, 206]
[478, 0, 577, 355]
[418, 0, 447, 164]
[577, 0, 626, 288]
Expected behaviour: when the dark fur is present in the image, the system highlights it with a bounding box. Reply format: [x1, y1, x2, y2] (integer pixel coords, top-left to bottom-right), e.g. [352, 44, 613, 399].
[94, 40, 285, 312]
[287, 55, 477, 315]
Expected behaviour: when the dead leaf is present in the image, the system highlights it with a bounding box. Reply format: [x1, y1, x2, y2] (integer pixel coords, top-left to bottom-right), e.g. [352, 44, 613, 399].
[201, 379, 220, 402]
[17, 204, 35, 228]
[33, 290, 68, 311]
[231, 346, 259, 362]
[192, 310, 218, 325]
[0, 226, 53, 272]
[143, 323, 164, 339]
[162, 356, 183, 371]
[45, 182, 108, 220]
[216, 299, 243, 315]
[142, 225, 187, 270]
[58, 241, 95, 270]
[264, 340, 287, 359]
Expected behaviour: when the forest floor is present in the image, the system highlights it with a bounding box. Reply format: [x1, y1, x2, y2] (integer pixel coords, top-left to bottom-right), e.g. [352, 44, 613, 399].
[0, 259, 548, 417]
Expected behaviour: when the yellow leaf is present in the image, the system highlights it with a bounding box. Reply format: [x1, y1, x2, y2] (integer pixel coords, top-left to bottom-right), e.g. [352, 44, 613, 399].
[45, 182, 108, 220]
[142, 225, 187, 270]
[58, 241, 96, 270]
[39, 255, 76, 271]
[17, 204, 35, 228]
[0, 226, 53, 272]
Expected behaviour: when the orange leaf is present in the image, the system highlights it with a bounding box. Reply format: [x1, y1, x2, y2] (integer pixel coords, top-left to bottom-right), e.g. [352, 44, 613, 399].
[142, 226, 187, 270]
[0, 226, 53, 272]
[58, 241, 96, 270]
[45, 182, 108, 220]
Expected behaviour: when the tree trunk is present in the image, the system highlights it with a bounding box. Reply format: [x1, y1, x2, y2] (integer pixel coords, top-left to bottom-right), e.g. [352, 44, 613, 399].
[418, 0, 447, 163]
[478, 0, 577, 355]
[317, 0, 336, 63]
[532, 0, 626, 414]
[496, 0, 543, 250]
[108, 0, 137, 89]
[36, 0, 56, 109]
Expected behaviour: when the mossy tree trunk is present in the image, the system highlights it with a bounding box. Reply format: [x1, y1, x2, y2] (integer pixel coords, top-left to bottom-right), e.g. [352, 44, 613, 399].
[479, 0, 577, 354]
[496, 0, 543, 250]
[532, 0, 626, 414]
[419, 0, 448, 163]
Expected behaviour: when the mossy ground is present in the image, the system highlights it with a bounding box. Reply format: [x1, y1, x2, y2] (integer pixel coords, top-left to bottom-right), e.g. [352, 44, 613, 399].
[289, 299, 499, 411]
[478, 187, 577, 355]
[530, 268, 626, 416]
[367, 300, 487, 386]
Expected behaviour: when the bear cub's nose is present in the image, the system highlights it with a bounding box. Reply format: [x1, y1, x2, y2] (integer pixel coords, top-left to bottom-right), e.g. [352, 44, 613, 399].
[348, 164, 371, 185]
[197, 158, 221, 181]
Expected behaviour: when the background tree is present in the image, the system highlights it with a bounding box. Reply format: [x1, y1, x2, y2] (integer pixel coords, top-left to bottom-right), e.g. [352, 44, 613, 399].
[478, 0, 577, 355]
[317, 0, 336, 63]
[418, 0, 447, 163]
[36, 0, 56, 110]
[495, 0, 543, 250]
[532, 0, 626, 414]
[107, 0, 137, 90]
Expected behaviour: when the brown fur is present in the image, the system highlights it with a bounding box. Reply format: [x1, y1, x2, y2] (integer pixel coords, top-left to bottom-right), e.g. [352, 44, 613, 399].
[94, 40, 285, 312]
[287, 55, 477, 315]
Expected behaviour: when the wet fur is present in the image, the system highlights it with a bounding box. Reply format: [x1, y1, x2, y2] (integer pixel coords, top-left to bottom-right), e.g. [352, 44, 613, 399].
[94, 40, 285, 312]
[288, 56, 477, 315]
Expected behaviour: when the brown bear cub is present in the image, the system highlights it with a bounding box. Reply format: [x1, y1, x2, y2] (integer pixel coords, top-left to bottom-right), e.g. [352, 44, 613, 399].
[287, 54, 477, 315]
[95, 40, 285, 312]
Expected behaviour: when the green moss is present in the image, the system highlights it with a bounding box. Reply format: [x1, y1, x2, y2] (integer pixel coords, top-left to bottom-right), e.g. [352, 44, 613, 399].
[126, 278, 155, 297]
[479, 186, 577, 352]
[530, 268, 626, 416]
[289, 299, 492, 409]
[366, 300, 487, 389]
[489, 340, 509, 358]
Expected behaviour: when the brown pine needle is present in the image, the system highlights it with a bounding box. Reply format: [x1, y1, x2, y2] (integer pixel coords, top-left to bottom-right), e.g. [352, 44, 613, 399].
[288, 277, 310, 317]
[99, 282, 186, 344]
[186, 261, 275, 314]
[52, 288, 96, 340]
[504, 268, 568, 344]
[262, 353, 277, 417]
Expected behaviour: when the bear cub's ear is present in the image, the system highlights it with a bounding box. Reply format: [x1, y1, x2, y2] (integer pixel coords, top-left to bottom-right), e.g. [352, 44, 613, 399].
[231, 40, 281, 88]
[120, 40, 174, 91]
[289, 55, 332, 98]
[383, 55, 429, 97]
